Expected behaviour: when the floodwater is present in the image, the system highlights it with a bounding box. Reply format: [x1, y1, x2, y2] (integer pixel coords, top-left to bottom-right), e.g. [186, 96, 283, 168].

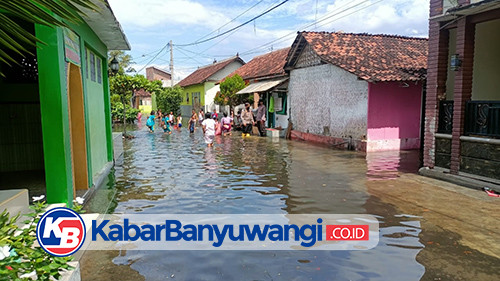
[81, 123, 500, 281]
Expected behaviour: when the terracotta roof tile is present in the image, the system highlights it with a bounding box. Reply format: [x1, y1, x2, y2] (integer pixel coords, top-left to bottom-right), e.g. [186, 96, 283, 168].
[291, 31, 428, 82]
[229, 47, 290, 81]
[177, 56, 244, 87]
[134, 88, 150, 97]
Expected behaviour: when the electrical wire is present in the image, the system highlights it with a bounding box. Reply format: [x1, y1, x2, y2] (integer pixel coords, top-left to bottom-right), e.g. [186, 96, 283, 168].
[239, 0, 378, 56]
[195, 0, 266, 43]
[136, 43, 169, 73]
[174, 0, 289, 47]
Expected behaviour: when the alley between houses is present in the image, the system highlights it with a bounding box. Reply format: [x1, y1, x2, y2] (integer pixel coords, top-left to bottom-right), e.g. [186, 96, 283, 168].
[79, 125, 500, 281]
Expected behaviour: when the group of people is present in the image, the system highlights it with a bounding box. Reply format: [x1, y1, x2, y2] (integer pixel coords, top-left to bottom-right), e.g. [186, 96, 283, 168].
[240, 101, 266, 137]
[201, 110, 234, 147]
[145, 110, 183, 134]
[143, 101, 268, 147]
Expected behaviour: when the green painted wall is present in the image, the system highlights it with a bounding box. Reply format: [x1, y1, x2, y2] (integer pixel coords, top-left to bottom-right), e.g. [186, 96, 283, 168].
[84, 49, 108, 181]
[181, 84, 206, 106]
[35, 24, 74, 204]
[34, 16, 114, 204]
[472, 19, 500, 101]
[67, 18, 112, 185]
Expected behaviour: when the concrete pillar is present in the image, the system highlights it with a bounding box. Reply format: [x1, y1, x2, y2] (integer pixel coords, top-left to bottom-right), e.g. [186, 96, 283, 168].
[450, 17, 475, 174]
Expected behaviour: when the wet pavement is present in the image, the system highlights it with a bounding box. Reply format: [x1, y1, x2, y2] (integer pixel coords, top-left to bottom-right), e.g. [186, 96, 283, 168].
[81, 124, 500, 281]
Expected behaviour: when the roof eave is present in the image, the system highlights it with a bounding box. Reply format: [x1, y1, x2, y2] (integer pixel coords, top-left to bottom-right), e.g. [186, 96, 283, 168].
[78, 0, 130, 50]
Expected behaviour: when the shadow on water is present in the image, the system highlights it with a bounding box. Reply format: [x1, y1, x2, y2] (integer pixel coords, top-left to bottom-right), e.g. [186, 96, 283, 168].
[81, 125, 500, 281]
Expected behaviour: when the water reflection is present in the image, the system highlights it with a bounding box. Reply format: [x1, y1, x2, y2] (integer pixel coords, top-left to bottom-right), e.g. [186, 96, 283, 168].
[81, 127, 500, 281]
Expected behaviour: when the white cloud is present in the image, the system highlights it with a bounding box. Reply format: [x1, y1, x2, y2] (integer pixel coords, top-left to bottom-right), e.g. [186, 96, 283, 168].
[111, 0, 430, 79]
[313, 0, 429, 37]
[109, 0, 230, 29]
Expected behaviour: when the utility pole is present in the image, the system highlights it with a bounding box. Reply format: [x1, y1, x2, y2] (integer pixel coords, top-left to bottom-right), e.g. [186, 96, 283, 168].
[169, 40, 174, 87]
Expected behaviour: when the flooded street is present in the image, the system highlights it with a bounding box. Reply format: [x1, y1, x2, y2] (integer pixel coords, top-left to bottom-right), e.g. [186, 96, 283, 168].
[81, 125, 500, 281]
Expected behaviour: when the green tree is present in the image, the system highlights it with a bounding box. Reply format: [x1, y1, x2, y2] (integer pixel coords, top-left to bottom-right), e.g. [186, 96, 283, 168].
[156, 86, 183, 115]
[110, 74, 157, 137]
[215, 74, 247, 110]
[108, 50, 134, 75]
[0, 0, 98, 70]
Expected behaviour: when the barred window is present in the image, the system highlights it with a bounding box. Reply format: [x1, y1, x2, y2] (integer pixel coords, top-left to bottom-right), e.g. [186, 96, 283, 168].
[97, 57, 102, 84]
[90, 52, 96, 82]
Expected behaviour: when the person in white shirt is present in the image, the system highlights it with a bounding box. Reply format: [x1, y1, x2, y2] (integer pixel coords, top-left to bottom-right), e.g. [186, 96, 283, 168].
[202, 112, 216, 147]
[198, 109, 204, 126]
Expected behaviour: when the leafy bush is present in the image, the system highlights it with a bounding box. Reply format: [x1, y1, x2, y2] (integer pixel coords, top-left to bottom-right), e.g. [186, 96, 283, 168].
[216, 74, 247, 108]
[156, 86, 183, 115]
[0, 199, 73, 280]
[111, 102, 140, 123]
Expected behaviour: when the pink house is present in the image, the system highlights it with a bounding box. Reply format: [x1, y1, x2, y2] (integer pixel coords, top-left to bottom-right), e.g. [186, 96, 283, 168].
[285, 32, 428, 152]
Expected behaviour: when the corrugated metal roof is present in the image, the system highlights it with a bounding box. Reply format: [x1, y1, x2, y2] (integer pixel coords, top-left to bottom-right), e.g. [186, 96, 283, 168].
[236, 78, 288, 95]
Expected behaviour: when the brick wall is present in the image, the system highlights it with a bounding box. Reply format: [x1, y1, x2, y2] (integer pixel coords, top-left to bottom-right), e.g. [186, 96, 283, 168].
[423, 21, 449, 168]
[146, 67, 171, 86]
[289, 64, 368, 140]
[450, 17, 475, 173]
[430, 0, 443, 17]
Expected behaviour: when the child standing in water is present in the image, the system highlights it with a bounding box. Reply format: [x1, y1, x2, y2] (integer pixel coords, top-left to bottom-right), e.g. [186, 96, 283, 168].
[221, 112, 233, 136]
[162, 114, 172, 134]
[202, 112, 216, 147]
[189, 114, 196, 134]
[146, 110, 155, 133]
[214, 115, 222, 136]
[177, 114, 183, 129]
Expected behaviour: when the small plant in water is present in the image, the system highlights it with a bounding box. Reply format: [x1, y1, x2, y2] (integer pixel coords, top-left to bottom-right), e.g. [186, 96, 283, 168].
[0, 195, 74, 280]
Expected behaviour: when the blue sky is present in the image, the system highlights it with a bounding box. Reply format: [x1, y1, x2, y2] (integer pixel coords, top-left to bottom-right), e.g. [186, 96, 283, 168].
[108, 0, 429, 82]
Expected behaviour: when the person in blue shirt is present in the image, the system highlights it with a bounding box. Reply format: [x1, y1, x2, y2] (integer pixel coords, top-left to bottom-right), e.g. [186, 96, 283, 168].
[162, 114, 172, 134]
[146, 110, 155, 133]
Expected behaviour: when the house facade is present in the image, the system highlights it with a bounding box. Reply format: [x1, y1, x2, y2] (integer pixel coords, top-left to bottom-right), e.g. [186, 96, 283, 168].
[133, 67, 171, 113]
[231, 47, 290, 134]
[285, 32, 428, 152]
[423, 0, 500, 181]
[146, 66, 172, 87]
[177, 57, 245, 116]
[0, 0, 130, 205]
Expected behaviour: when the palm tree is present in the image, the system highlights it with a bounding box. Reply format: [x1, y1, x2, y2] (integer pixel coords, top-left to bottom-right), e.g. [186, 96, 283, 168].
[0, 0, 99, 68]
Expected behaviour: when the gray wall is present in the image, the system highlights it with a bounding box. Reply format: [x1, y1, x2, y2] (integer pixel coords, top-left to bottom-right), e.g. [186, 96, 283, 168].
[289, 64, 368, 140]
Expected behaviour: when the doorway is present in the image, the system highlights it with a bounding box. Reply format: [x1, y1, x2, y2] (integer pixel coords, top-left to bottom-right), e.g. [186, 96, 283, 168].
[67, 63, 89, 193]
[0, 20, 46, 202]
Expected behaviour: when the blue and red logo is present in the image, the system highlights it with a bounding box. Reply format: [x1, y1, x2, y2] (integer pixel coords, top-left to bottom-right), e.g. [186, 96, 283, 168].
[36, 207, 86, 256]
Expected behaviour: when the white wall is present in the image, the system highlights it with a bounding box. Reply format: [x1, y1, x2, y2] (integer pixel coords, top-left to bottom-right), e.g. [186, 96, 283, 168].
[209, 61, 244, 81]
[272, 92, 289, 133]
[204, 60, 244, 112]
[205, 84, 220, 113]
[289, 64, 368, 139]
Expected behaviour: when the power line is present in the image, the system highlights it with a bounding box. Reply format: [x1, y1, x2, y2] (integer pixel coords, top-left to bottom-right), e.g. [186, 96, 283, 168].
[315, 0, 386, 30]
[182, 0, 284, 59]
[174, 0, 289, 47]
[239, 0, 377, 56]
[133, 1, 287, 71]
[130, 1, 269, 62]
[175, 46, 205, 65]
[174, 0, 384, 76]
[195, 0, 266, 43]
[136, 43, 170, 73]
